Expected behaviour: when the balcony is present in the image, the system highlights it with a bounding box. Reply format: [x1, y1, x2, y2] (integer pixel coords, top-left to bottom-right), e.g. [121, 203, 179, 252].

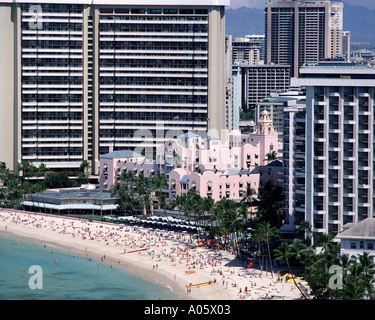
[358, 184, 370, 190]
[314, 136, 326, 142]
[328, 182, 341, 188]
[358, 165, 371, 171]
[343, 192, 355, 198]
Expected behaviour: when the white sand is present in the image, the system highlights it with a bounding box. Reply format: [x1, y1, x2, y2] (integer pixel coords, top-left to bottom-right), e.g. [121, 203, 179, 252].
[0, 209, 301, 300]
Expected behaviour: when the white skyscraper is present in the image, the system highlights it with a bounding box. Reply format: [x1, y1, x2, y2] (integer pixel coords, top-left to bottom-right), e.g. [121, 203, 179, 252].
[292, 62, 375, 237]
[0, 0, 229, 174]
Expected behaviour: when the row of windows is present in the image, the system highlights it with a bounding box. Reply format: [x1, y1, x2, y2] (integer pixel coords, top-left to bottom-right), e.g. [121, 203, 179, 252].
[22, 22, 82, 30]
[350, 241, 374, 250]
[99, 62, 207, 69]
[99, 23, 207, 33]
[100, 77, 207, 87]
[99, 8, 208, 15]
[23, 76, 82, 81]
[99, 42, 207, 51]
[21, 3, 83, 11]
[22, 40, 82, 45]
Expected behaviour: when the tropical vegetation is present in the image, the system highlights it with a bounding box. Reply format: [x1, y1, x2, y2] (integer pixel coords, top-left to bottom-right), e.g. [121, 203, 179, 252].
[0, 160, 92, 207]
[2, 158, 375, 299]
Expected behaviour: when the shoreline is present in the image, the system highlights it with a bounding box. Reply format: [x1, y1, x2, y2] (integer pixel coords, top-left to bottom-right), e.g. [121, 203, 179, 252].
[0, 209, 301, 300]
[0, 229, 184, 300]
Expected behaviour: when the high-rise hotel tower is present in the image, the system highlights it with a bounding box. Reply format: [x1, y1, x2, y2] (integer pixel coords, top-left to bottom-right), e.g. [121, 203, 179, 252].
[292, 63, 375, 237]
[264, 0, 343, 78]
[0, 0, 228, 174]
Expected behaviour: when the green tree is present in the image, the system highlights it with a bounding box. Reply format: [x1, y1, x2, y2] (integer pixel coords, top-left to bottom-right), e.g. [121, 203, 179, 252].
[253, 222, 279, 278]
[44, 172, 72, 189]
[0, 166, 21, 206]
[241, 185, 257, 221]
[169, 194, 187, 218]
[151, 173, 169, 221]
[296, 220, 313, 247]
[274, 241, 292, 271]
[264, 150, 277, 163]
[78, 160, 91, 184]
[18, 160, 37, 185]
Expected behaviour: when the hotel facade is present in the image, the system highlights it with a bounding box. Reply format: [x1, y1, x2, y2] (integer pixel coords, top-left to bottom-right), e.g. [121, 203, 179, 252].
[0, 0, 228, 175]
[291, 64, 375, 237]
[99, 110, 282, 203]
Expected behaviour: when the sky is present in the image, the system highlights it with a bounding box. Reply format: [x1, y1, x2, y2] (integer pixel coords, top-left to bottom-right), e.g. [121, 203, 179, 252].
[228, 0, 375, 10]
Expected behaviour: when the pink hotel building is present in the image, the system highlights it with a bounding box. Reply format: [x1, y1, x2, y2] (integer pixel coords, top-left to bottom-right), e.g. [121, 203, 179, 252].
[99, 110, 282, 202]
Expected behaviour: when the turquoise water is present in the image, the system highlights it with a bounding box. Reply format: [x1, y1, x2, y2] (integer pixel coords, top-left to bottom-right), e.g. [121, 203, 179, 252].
[0, 233, 177, 300]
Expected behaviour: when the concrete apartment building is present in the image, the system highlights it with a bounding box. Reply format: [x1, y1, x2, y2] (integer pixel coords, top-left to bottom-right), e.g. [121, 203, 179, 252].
[232, 34, 265, 65]
[238, 61, 291, 109]
[280, 95, 306, 234]
[264, 0, 343, 77]
[291, 63, 375, 237]
[0, 0, 229, 175]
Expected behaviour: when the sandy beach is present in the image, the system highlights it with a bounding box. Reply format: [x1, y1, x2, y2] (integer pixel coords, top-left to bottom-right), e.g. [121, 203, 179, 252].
[0, 209, 301, 300]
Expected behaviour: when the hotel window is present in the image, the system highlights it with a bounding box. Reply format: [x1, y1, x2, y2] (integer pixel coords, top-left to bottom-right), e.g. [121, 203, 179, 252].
[367, 243, 374, 250]
[350, 242, 357, 249]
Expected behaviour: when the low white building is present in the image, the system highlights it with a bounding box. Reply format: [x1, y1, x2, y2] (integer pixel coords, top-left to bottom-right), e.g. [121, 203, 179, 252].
[335, 218, 375, 261]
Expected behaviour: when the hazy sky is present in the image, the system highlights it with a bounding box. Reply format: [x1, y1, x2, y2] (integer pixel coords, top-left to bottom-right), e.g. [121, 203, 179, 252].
[228, 0, 375, 10]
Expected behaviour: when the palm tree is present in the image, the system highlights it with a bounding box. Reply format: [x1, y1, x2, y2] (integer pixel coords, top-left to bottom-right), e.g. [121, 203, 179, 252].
[358, 252, 375, 299]
[251, 228, 265, 272]
[110, 181, 122, 198]
[78, 160, 91, 184]
[253, 221, 279, 278]
[18, 160, 32, 185]
[34, 183, 47, 213]
[37, 163, 50, 180]
[134, 174, 152, 216]
[241, 185, 256, 221]
[152, 173, 168, 196]
[289, 240, 308, 263]
[181, 189, 202, 242]
[140, 193, 153, 216]
[257, 180, 285, 227]
[0, 167, 20, 206]
[210, 202, 224, 244]
[264, 150, 277, 163]
[274, 241, 292, 271]
[216, 198, 241, 255]
[296, 220, 313, 247]
[169, 194, 187, 218]
[315, 234, 338, 256]
[116, 183, 134, 215]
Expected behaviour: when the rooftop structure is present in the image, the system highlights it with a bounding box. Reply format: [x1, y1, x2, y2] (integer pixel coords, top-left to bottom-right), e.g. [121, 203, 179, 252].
[335, 218, 375, 260]
[22, 189, 118, 214]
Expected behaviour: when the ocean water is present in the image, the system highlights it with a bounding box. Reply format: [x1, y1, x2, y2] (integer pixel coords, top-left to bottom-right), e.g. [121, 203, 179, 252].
[0, 233, 177, 300]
